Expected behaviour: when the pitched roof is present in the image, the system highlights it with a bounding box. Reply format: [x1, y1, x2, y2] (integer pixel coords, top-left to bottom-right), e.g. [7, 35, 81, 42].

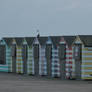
[3, 37, 13, 46]
[63, 36, 76, 46]
[38, 37, 48, 46]
[25, 37, 35, 46]
[50, 36, 61, 47]
[15, 37, 24, 46]
[79, 35, 92, 46]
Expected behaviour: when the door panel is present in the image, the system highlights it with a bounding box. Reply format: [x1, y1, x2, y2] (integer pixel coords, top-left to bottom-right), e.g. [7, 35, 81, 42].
[0, 45, 6, 64]
[59, 44, 66, 79]
[74, 44, 82, 79]
[75, 60, 81, 79]
[46, 44, 52, 76]
[22, 45, 27, 74]
[12, 45, 16, 73]
[33, 44, 39, 75]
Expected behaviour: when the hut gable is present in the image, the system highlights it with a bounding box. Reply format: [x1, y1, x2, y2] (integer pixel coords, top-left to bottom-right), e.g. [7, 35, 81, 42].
[59, 37, 66, 44]
[73, 36, 83, 44]
[63, 36, 76, 47]
[79, 35, 92, 47]
[0, 39, 6, 45]
[25, 37, 34, 46]
[12, 38, 16, 45]
[50, 36, 60, 48]
[15, 37, 24, 46]
[23, 38, 27, 45]
[3, 38, 13, 46]
[46, 37, 52, 44]
[38, 37, 48, 46]
[12, 38, 16, 44]
[33, 37, 39, 45]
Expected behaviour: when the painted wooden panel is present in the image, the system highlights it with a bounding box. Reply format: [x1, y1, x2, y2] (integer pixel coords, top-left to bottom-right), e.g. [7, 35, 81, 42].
[59, 37, 73, 79]
[39, 46, 47, 76]
[0, 65, 8, 72]
[82, 47, 92, 79]
[16, 46, 23, 74]
[22, 45, 27, 74]
[33, 44, 39, 75]
[66, 47, 73, 79]
[59, 38, 66, 79]
[0, 40, 9, 72]
[72, 37, 82, 79]
[0, 45, 6, 64]
[46, 44, 52, 76]
[6, 46, 12, 72]
[51, 47, 60, 77]
[27, 46, 34, 75]
[11, 45, 16, 73]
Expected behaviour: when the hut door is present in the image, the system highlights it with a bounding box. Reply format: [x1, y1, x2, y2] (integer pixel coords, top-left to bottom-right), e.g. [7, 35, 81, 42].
[74, 44, 82, 79]
[59, 44, 66, 79]
[11, 45, 16, 73]
[46, 44, 52, 76]
[75, 60, 81, 79]
[22, 45, 27, 74]
[0, 45, 6, 64]
[33, 44, 39, 75]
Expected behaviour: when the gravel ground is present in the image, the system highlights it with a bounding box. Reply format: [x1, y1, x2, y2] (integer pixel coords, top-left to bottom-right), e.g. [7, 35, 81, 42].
[0, 73, 92, 92]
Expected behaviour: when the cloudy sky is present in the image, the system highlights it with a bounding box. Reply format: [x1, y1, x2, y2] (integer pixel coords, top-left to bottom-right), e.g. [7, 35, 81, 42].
[0, 0, 92, 38]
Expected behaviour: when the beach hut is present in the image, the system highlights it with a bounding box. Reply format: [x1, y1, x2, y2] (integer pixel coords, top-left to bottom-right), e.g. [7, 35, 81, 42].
[25, 37, 34, 75]
[45, 37, 52, 77]
[73, 35, 92, 80]
[38, 37, 48, 76]
[59, 36, 75, 79]
[15, 38, 24, 74]
[0, 39, 8, 72]
[50, 36, 60, 78]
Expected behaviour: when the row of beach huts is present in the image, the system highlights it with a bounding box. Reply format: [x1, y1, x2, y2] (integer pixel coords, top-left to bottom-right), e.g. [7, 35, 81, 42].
[0, 35, 92, 80]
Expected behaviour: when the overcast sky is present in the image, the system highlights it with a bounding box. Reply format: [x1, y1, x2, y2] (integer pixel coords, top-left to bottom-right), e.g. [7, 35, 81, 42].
[0, 0, 92, 38]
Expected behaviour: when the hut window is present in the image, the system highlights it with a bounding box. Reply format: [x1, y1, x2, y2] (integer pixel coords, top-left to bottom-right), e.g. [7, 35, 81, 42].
[59, 44, 66, 59]
[0, 45, 6, 64]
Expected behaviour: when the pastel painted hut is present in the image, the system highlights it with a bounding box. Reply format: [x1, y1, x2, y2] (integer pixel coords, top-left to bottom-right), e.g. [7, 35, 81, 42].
[58, 36, 75, 79]
[72, 35, 92, 80]
[15, 38, 24, 74]
[38, 37, 48, 76]
[25, 37, 34, 75]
